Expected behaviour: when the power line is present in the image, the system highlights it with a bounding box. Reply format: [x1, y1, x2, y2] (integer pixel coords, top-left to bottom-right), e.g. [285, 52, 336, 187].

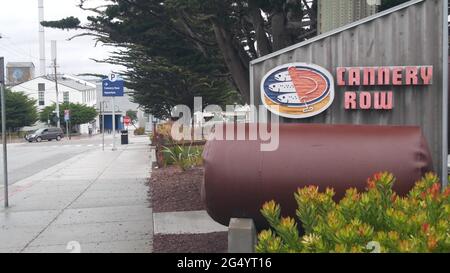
[0, 43, 28, 60]
[1, 38, 37, 60]
[0, 39, 39, 67]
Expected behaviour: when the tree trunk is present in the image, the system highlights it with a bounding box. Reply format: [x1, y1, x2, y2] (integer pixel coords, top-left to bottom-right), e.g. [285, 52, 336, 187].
[211, 20, 250, 103]
[271, 11, 292, 51]
[248, 0, 272, 57]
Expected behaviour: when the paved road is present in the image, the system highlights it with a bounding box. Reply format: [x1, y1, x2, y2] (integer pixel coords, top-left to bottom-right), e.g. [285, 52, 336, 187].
[0, 134, 124, 186]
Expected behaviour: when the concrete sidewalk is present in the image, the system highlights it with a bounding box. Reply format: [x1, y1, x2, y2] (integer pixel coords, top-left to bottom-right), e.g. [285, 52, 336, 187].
[0, 135, 152, 253]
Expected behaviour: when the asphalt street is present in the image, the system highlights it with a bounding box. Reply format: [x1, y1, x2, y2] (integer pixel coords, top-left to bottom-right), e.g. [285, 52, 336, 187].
[0, 134, 119, 186]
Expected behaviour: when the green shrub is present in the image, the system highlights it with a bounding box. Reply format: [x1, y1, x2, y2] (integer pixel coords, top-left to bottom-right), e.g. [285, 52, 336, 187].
[162, 145, 203, 171]
[257, 172, 450, 253]
[134, 127, 146, 135]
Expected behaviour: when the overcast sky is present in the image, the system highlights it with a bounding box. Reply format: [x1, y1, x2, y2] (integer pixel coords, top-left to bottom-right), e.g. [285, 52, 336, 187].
[0, 0, 123, 77]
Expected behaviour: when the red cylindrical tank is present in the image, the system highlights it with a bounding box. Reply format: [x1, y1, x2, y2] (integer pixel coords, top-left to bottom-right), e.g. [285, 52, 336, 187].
[202, 123, 433, 228]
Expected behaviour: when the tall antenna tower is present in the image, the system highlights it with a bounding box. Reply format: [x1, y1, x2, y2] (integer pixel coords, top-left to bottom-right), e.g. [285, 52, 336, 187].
[38, 0, 46, 76]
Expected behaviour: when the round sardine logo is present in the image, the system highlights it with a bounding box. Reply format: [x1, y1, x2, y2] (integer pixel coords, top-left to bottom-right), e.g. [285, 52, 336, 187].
[261, 63, 335, 119]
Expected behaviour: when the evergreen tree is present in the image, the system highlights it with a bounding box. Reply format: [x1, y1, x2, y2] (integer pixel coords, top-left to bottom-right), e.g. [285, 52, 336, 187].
[42, 0, 409, 114]
[0, 89, 38, 130]
[40, 103, 97, 127]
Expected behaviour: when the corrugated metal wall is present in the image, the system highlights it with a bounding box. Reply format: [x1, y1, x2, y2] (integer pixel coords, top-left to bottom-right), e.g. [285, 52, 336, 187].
[251, 0, 446, 176]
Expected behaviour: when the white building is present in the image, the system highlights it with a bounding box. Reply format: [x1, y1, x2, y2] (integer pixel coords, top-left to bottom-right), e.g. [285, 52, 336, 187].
[10, 74, 97, 134]
[318, 0, 379, 34]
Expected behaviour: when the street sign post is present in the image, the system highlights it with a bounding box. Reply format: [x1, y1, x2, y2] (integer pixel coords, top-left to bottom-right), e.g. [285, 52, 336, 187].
[64, 109, 70, 121]
[0, 57, 9, 208]
[101, 101, 106, 151]
[102, 73, 124, 151]
[102, 80, 124, 97]
[64, 109, 70, 140]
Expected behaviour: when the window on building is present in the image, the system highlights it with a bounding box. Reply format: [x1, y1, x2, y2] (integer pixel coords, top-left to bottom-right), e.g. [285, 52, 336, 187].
[38, 91, 45, 106]
[38, 83, 45, 106]
[63, 92, 69, 103]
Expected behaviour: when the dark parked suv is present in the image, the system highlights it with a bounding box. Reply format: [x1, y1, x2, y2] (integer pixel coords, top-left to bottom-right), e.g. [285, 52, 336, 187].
[25, 128, 64, 142]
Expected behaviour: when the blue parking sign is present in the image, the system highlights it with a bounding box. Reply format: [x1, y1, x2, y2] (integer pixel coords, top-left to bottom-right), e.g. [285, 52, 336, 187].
[102, 75, 124, 97]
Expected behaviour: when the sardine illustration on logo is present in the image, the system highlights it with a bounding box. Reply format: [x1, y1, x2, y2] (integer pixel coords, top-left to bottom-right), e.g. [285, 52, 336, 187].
[261, 63, 335, 119]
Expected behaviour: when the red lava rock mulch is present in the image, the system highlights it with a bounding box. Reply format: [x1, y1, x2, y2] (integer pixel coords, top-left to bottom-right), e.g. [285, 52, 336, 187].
[153, 232, 228, 253]
[149, 165, 205, 213]
[149, 165, 228, 253]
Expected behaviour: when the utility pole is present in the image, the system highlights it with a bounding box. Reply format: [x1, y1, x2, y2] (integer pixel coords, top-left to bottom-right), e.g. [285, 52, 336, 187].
[0, 57, 9, 208]
[51, 40, 60, 128]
